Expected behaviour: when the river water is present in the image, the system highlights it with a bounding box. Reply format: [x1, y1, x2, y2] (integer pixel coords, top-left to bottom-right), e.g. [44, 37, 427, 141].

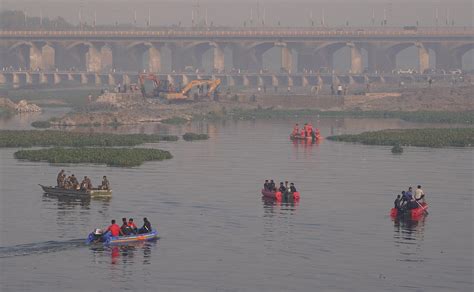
[0, 111, 472, 291]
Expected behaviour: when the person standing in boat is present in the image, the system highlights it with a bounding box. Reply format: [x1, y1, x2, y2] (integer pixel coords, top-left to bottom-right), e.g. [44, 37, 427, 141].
[57, 169, 65, 188]
[263, 180, 269, 191]
[414, 185, 425, 203]
[292, 124, 299, 136]
[289, 183, 297, 194]
[138, 218, 152, 234]
[394, 195, 402, 211]
[99, 176, 110, 190]
[279, 182, 287, 193]
[269, 180, 276, 192]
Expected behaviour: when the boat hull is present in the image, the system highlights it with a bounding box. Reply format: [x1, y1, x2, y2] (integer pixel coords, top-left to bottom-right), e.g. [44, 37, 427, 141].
[390, 202, 428, 219]
[40, 184, 112, 197]
[261, 189, 300, 201]
[87, 229, 159, 245]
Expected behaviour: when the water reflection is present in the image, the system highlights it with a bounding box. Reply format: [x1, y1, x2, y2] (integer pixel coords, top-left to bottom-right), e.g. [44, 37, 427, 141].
[392, 216, 427, 262]
[89, 241, 156, 265]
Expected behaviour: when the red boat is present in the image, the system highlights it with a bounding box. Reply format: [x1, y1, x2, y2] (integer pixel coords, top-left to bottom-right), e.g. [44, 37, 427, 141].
[261, 189, 300, 201]
[390, 202, 428, 219]
[290, 134, 321, 141]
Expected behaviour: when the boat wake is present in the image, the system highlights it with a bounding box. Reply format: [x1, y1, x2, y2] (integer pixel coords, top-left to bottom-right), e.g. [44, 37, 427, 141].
[0, 239, 86, 258]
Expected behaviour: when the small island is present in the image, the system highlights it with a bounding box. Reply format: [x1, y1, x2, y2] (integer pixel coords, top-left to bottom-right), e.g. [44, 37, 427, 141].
[14, 147, 173, 167]
[182, 133, 209, 141]
[0, 130, 178, 148]
[327, 128, 474, 148]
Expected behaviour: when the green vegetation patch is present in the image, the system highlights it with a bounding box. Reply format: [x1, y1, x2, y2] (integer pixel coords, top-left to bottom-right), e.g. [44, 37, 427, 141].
[31, 121, 52, 128]
[327, 128, 474, 148]
[161, 117, 189, 125]
[199, 108, 474, 124]
[182, 132, 209, 141]
[0, 130, 178, 148]
[14, 147, 172, 167]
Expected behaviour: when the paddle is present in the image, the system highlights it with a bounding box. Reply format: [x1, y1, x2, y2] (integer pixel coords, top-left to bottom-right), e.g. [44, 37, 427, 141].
[414, 198, 429, 215]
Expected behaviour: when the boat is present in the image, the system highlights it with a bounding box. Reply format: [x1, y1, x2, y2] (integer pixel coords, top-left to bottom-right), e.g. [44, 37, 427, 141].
[261, 189, 300, 201]
[39, 184, 112, 198]
[86, 230, 159, 245]
[390, 202, 428, 219]
[290, 134, 321, 141]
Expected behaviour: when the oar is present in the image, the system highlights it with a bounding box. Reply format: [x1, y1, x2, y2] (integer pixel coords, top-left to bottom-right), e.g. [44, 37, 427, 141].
[414, 198, 429, 215]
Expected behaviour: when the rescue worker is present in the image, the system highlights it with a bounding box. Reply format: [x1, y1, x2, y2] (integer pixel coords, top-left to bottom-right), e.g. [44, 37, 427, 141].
[100, 176, 110, 190]
[292, 124, 299, 136]
[269, 180, 276, 192]
[120, 218, 132, 235]
[264, 180, 269, 191]
[394, 195, 402, 211]
[128, 218, 138, 234]
[303, 123, 308, 137]
[106, 219, 124, 237]
[289, 183, 297, 194]
[279, 182, 287, 193]
[57, 169, 65, 188]
[138, 217, 152, 234]
[80, 176, 92, 191]
[307, 123, 313, 137]
[414, 185, 425, 203]
[70, 174, 79, 190]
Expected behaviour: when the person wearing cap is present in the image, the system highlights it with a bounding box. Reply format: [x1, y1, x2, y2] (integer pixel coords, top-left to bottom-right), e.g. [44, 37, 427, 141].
[91, 228, 104, 243]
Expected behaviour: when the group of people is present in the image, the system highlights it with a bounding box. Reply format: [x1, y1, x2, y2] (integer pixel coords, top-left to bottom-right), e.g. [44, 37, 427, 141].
[264, 180, 297, 194]
[292, 123, 320, 139]
[91, 217, 153, 241]
[56, 170, 110, 191]
[393, 185, 426, 212]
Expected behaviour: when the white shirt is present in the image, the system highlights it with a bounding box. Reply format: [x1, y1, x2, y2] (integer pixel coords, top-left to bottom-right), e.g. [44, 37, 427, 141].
[414, 188, 424, 200]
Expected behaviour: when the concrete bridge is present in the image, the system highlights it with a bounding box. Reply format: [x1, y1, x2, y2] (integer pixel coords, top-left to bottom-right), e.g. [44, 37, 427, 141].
[0, 70, 456, 89]
[1, 27, 473, 75]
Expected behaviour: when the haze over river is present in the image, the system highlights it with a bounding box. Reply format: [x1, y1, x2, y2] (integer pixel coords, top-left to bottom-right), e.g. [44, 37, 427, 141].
[0, 112, 472, 291]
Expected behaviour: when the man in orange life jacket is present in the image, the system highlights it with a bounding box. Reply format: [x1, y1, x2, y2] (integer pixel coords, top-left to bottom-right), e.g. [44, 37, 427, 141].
[106, 219, 124, 237]
[307, 123, 313, 137]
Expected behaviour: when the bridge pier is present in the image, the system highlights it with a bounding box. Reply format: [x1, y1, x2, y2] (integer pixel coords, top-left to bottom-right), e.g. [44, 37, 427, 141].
[281, 46, 293, 73]
[86, 45, 103, 72]
[212, 44, 225, 73]
[148, 45, 161, 73]
[348, 43, 363, 74]
[417, 43, 430, 73]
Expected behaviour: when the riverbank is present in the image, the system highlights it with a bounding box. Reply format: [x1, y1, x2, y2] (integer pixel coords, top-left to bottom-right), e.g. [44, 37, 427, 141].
[327, 128, 474, 147]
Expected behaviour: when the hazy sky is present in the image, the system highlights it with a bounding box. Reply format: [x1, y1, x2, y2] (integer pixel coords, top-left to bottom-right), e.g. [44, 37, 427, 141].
[2, 0, 473, 27]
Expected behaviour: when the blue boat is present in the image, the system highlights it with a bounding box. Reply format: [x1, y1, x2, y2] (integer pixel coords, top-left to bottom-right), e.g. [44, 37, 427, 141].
[86, 230, 159, 245]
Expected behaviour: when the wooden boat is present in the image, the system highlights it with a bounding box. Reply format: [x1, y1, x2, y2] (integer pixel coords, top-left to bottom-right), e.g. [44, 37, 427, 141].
[86, 230, 159, 245]
[261, 189, 300, 201]
[39, 184, 112, 197]
[390, 202, 428, 219]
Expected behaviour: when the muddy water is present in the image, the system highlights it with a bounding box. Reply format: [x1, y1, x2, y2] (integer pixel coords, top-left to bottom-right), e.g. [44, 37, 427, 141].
[0, 115, 472, 291]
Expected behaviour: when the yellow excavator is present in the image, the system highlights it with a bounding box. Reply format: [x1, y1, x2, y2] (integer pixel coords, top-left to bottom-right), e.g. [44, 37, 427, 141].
[162, 79, 221, 101]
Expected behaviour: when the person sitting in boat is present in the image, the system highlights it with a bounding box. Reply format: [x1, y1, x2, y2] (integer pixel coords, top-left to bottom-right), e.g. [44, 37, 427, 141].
[279, 182, 287, 193]
[90, 229, 104, 243]
[57, 169, 65, 187]
[263, 180, 269, 191]
[289, 183, 297, 194]
[70, 174, 79, 190]
[106, 219, 124, 237]
[64, 176, 72, 189]
[414, 185, 425, 203]
[292, 124, 299, 136]
[121, 218, 133, 235]
[99, 176, 110, 190]
[306, 123, 313, 137]
[138, 217, 152, 234]
[80, 176, 93, 191]
[128, 218, 138, 234]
